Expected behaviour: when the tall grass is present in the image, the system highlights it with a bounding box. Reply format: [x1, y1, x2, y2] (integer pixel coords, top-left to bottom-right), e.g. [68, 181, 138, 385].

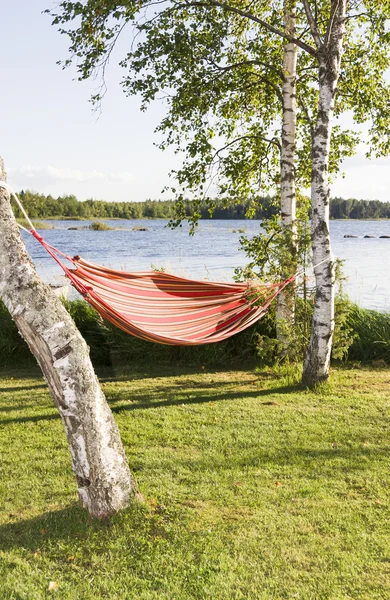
[17, 218, 52, 230]
[347, 304, 390, 363]
[62, 299, 112, 366]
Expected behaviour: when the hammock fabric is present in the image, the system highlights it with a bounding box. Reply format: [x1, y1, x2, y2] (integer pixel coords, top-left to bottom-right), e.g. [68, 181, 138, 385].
[31, 230, 294, 346]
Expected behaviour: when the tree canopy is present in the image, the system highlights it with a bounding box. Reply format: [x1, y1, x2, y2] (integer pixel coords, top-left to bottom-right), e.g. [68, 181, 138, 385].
[47, 0, 390, 211]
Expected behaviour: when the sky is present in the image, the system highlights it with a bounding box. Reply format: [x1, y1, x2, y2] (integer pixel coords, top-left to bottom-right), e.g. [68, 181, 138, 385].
[1, 1, 389, 203]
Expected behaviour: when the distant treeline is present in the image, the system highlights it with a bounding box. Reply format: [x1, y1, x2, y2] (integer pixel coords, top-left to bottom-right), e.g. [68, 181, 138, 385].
[14, 191, 277, 220]
[330, 197, 390, 219]
[14, 190, 390, 220]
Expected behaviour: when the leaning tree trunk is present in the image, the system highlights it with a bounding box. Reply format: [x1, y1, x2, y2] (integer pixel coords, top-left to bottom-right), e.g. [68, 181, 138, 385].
[0, 158, 141, 517]
[276, 1, 298, 352]
[302, 2, 346, 386]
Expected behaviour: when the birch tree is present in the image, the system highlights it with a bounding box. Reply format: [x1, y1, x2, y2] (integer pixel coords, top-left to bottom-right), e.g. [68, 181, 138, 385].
[48, 0, 390, 385]
[277, 1, 298, 347]
[299, 1, 390, 384]
[0, 159, 141, 517]
[300, 1, 346, 384]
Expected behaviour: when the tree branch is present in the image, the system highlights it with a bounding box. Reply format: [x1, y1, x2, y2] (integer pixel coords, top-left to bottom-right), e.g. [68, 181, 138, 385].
[208, 58, 285, 80]
[260, 76, 284, 103]
[302, 0, 322, 48]
[324, 0, 341, 46]
[212, 134, 281, 161]
[344, 11, 369, 22]
[178, 0, 318, 56]
[207, 63, 283, 104]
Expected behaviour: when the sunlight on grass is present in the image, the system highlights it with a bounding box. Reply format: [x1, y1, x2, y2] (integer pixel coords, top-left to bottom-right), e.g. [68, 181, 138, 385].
[0, 366, 389, 598]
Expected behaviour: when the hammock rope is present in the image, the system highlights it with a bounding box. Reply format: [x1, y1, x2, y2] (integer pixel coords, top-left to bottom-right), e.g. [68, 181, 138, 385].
[0, 181, 331, 346]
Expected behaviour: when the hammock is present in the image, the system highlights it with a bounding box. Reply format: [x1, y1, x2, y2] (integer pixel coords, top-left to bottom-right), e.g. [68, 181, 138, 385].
[30, 230, 294, 346]
[0, 181, 296, 346]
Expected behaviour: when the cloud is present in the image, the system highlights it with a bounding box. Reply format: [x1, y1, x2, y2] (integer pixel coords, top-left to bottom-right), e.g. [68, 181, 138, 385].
[342, 154, 390, 169]
[8, 165, 135, 186]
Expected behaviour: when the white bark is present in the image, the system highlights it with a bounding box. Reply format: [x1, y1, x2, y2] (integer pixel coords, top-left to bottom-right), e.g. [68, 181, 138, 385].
[302, 1, 346, 386]
[0, 159, 141, 517]
[276, 2, 298, 349]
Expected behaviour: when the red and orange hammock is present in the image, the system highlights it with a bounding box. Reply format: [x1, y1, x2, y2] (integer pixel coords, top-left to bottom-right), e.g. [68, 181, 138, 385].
[30, 230, 294, 346]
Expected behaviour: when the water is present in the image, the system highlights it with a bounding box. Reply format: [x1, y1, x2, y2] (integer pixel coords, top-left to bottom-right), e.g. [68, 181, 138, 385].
[22, 219, 390, 312]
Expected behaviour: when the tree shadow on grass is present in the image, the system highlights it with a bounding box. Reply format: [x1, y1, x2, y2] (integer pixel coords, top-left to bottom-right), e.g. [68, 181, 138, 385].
[0, 383, 48, 394]
[0, 504, 91, 553]
[0, 412, 59, 425]
[0, 383, 302, 426]
[0, 364, 266, 388]
[169, 444, 389, 476]
[0, 501, 173, 558]
[0, 502, 151, 554]
[110, 384, 300, 413]
[0, 401, 52, 414]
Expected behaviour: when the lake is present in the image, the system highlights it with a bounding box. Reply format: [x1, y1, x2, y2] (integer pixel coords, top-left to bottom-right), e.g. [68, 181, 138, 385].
[22, 219, 390, 312]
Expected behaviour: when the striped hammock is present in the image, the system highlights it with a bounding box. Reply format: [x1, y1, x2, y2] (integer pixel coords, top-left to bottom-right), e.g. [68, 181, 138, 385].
[31, 230, 294, 346]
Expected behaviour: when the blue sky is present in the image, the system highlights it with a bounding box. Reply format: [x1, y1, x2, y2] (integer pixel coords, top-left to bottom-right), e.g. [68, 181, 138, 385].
[2, 1, 389, 203]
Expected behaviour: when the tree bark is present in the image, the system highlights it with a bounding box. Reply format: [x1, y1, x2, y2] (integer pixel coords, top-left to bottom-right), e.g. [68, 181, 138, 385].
[276, 1, 298, 351]
[302, 1, 346, 386]
[0, 159, 141, 517]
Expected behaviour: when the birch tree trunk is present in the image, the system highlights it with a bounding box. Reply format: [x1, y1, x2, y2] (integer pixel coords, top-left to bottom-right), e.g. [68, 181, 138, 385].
[276, 1, 298, 351]
[0, 158, 141, 518]
[302, 1, 346, 386]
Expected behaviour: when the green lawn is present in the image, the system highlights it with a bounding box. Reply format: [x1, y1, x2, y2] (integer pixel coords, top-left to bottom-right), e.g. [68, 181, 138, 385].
[0, 365, 389, 599]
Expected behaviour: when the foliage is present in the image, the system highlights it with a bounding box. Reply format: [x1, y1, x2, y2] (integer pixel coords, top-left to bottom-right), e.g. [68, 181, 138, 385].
[253, 292, 358, 366]
[235, 193, 311, 282]
[0, 366, 389, 598]
[45, 1, 390, 218]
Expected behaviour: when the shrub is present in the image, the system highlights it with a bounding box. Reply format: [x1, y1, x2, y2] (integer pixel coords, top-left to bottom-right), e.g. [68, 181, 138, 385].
[89, 221, 113, 231]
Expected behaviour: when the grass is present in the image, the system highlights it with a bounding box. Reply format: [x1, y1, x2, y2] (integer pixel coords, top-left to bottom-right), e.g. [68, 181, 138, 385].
[17, 219, 52, 230]
[0, 365, 389, 599]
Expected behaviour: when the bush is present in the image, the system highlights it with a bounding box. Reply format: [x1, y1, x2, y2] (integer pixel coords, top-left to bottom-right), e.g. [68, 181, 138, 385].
[88, 221, 113, 231]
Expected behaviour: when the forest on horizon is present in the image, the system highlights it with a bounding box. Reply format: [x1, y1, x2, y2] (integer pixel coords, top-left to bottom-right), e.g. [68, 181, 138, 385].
[13, 190, 390, 221]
